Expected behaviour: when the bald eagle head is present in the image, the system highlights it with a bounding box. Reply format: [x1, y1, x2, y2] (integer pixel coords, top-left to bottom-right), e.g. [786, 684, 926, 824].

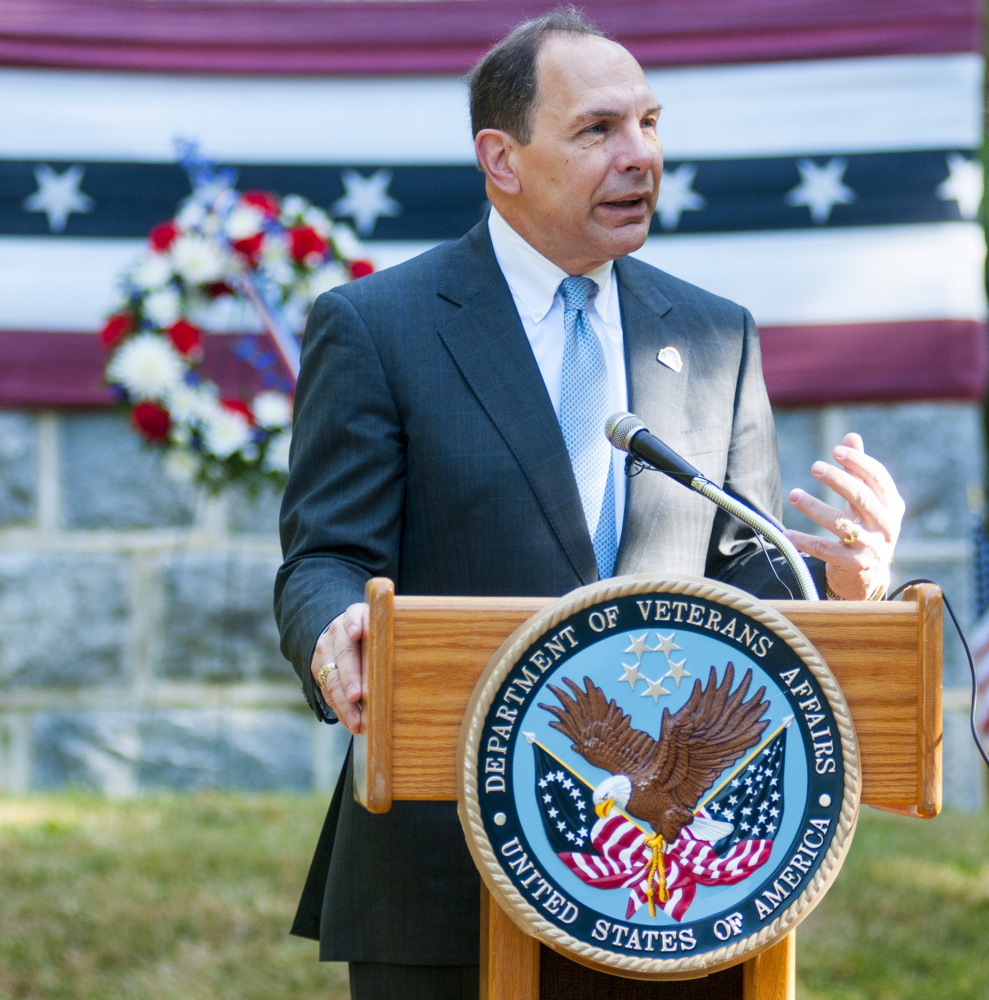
[592, 774, 633, 818]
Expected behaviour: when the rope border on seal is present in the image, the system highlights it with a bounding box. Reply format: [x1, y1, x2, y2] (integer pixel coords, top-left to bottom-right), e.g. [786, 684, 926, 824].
[457, 574, 861, 979]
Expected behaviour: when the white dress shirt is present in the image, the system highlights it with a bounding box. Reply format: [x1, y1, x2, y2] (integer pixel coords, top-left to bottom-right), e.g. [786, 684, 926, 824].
[487, 206, 627, 540]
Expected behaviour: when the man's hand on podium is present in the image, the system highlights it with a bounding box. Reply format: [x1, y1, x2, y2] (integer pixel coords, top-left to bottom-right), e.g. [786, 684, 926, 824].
[311, 602, 369, 734]
[784, 432, 904, 600]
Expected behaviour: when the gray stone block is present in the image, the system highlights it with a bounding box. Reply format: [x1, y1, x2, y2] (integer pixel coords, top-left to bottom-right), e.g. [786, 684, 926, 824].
[0, 412, 37, 526]
[136, 708, 313, 792]
[0, 552, 131, 688]
[840, 403, 982, 541]
[31, 707, 314, 793]
[228, 484, 283, 536]
[158, 551, 290, 682]
[31, 710, 140, 795]
[59, 412, 195, 529]
[0, 713, 29, 793]
[313, 716, 353, 794]
[773, 408, 825, 531]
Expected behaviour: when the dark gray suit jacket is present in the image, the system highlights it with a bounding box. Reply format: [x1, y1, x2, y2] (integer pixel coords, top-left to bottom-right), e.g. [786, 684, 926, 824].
[275, 218, 817, 964]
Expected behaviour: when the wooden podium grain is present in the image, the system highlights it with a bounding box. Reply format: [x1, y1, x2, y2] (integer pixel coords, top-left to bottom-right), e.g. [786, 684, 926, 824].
[352, 579, 943, 1000]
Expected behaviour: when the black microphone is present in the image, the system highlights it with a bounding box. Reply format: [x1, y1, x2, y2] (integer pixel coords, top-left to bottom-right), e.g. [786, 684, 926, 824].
[605, 412, 701, 486]
[605, 411, 820, 600]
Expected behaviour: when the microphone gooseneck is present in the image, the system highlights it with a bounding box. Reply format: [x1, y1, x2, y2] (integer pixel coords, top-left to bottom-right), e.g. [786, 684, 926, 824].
[606, 411, 819, 601]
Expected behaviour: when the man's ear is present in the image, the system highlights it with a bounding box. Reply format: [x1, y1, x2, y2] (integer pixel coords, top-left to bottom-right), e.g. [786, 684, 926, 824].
[475, 129, 522, 195]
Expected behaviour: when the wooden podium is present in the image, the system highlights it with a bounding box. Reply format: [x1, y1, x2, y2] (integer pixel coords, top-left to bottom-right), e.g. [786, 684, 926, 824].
[352, 578, 942, 1000]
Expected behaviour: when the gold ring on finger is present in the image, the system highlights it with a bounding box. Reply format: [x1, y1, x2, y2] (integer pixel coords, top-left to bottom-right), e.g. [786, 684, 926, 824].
[316, 662, 337, 688]
[842, 526, 861, 546]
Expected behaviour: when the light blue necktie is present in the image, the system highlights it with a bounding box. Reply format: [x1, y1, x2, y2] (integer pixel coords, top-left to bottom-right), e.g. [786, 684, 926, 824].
[558, 276, 617, 579]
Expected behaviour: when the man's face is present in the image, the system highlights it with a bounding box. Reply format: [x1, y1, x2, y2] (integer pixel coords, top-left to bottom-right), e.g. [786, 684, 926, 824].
[511, 34, 663, 274]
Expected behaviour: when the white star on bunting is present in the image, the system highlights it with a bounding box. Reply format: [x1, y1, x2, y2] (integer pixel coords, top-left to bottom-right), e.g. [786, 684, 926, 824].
[785, 157, 855, 224]
[936, 153, 983, 221]
[655, 163, 706, 231]
[331, 168, 401, 237]
[23, 164, 94, 233]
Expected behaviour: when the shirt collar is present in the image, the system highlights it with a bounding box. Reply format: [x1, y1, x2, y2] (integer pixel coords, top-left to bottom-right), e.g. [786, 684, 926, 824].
[488, 206, 615, 325]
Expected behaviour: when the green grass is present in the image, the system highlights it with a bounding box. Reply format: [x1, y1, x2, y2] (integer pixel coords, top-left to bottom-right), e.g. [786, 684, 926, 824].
[0, 797, 986, 999]
[0, 795, 347, 1000]
[798, 807, 989, 1000]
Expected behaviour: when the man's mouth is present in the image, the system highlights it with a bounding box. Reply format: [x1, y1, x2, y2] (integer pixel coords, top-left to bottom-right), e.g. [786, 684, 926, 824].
[601, 194, 651, 210]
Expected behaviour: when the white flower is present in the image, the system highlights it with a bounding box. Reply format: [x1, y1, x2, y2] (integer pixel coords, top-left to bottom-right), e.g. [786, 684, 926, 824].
[133, 253, 173, 291]
[258, 234, 293, 286]
[252, 391, 292, 430]
[331, 223, 362, 259]
[225, 204, 264, 241]
[304, 207, 331, 238]
[203, 405, 253, 460]
[261, 231, 288, 262]
[107, 334, 185, 400]
[170, 234, 227, 284]
[166, 382, 219, 426]
[162, 448, 199, 482]
[143, 287, 181, 328]
[279, 195, 308, 225]
[175, 200, 207, 230]
[307, 262, 347, 297]
[169, 422, 191, 446]
[263, 431, 291, 473]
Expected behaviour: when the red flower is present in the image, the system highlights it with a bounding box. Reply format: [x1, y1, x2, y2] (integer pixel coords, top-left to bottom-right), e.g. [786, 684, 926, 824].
[167, 319, 203, 358]
[132, 401, 171, 443]
[149, 221, 180, 252]
[240, 190, 280, 219]
[231, 232, 265, 266]
[349, 259, 374, 279]
[288, 225, 327, 263]
[221, 398, 254, 424]
[203, 281, 233, 298]
[99, 313, 134, 349]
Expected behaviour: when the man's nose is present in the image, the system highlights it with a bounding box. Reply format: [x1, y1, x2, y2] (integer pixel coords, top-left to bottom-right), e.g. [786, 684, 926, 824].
[616, 122, 657, 174]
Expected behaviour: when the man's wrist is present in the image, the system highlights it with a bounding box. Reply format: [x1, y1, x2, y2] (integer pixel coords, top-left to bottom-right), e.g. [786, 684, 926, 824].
[825, 571, 890, 602]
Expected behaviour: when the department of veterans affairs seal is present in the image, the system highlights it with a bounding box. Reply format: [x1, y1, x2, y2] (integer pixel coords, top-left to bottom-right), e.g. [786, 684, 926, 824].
[458, 576, 860, 979]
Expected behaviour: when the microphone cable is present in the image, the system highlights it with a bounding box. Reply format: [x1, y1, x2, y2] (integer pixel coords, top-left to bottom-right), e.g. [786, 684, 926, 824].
[886, 579, 989, 771]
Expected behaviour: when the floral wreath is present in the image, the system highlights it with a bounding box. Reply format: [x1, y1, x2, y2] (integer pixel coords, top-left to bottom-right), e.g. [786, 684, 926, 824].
[99, 151, 373, 494]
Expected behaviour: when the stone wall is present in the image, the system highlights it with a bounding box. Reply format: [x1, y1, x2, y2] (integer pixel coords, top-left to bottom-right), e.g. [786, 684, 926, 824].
[0, 404, 984, 808]
[0, 410, 349, 797]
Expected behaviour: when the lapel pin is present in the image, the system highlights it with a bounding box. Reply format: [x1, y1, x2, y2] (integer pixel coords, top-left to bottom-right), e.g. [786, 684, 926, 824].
[657, 346, 683, 374]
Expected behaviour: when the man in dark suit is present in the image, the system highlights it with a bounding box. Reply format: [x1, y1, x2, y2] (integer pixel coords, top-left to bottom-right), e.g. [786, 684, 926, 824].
[275, 10, 902, 999]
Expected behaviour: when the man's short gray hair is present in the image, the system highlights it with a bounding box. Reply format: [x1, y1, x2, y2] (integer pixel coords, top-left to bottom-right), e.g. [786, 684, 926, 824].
[467, 6, 607, 144]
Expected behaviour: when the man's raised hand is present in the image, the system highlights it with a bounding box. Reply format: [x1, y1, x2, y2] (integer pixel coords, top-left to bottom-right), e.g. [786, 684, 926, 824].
[785, 433, 904, 600]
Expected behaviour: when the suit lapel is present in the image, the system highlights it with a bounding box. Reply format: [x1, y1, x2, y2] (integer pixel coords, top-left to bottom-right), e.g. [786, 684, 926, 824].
[612, 257, 682, 574]
[436, 223, 598, 584]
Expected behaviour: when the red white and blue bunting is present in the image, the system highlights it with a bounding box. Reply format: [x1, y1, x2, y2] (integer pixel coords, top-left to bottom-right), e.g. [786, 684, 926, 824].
[0, 0, 984, 406]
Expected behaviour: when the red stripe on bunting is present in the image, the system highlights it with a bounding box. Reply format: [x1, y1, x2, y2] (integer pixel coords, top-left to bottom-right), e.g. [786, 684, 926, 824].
[1, 320, 985, 409]
[760, 320, 988, 406]
[0, 333, 265, 408]
[0, 0, 981, 75]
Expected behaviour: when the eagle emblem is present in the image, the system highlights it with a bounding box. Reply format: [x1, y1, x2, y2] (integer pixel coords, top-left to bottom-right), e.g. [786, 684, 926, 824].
[540, 662, 769, 914]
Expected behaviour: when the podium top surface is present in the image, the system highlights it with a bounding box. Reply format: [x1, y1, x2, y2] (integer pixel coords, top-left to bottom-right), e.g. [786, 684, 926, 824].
[355, 582, 941, 820]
